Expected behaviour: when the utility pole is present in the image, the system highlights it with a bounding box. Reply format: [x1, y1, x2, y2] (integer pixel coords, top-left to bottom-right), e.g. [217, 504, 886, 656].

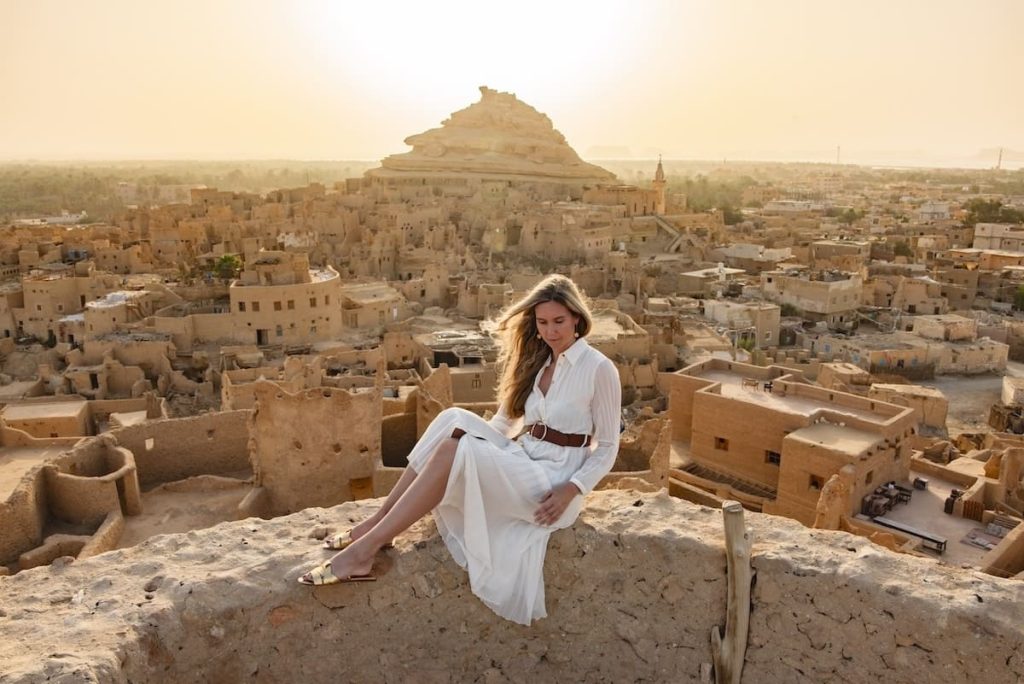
[836, 146, 841, 165]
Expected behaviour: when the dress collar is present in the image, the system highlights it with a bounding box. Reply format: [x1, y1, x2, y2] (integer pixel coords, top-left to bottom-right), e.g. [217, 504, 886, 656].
[542, 336, 589, 369]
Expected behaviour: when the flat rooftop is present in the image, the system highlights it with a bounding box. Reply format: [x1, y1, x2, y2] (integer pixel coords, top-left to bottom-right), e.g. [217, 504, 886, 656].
[841, 334, 920, 351]
[949, 248, 1024, 257]
[871, 383, 947, 399]
[788, 423, 881, 454]
[0, 445, 68, 501]
[695, 369, 890, 425]
[588, 313, 635, 342]
[0, 381, 42, 403]
[681, 266, 746, 279]
[340, 282, 402, 303]
[2, 400, 88, 421]
[94, 331, 172, 343]
[849, 331, 1004, 352]
[679, 323, 732, 350]
[914, 314, 973, 324]
[310, 268, 336, 283]
[414, 329, 491, 347]
[86, 291, 148, 309]
[705, 299, 779, 312]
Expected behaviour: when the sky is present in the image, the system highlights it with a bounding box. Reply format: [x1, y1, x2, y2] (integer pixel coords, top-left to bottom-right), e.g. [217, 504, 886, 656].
[2, 0, 1023, 165]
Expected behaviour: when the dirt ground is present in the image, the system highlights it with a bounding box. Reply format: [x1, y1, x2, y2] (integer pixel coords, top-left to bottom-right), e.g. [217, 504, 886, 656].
[115, 477, 250, 549]
[923, 361, 1024, 436]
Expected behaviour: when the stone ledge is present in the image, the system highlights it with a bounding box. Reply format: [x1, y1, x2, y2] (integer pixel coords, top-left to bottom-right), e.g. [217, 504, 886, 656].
[0, 490, 1021, 683]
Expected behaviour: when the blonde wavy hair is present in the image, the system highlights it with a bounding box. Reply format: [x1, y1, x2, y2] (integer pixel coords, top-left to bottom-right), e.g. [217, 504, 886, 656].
[494, 274, 593, 418]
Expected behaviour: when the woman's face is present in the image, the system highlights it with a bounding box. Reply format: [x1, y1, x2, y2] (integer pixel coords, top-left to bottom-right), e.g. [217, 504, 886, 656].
[534, 300, 580, 356]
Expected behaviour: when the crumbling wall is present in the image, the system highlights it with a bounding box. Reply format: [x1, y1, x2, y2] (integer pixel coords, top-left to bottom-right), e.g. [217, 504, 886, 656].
[0, 491, 1020, 683]
[983, 521, 1024, 579]
[616, 358, 660, 390]
[109, 410, 251, 486]
[249, 381, 381, 516]
[0, 469, 47, 567]
[612, 415, 667, 472]
[44, 437, 141, 527]
[601, 418, 670, 492]
[416, 363, 452, 437]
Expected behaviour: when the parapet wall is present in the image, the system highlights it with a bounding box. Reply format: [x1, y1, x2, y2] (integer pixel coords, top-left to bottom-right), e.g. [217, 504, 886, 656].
[0, 491, 1020, 683]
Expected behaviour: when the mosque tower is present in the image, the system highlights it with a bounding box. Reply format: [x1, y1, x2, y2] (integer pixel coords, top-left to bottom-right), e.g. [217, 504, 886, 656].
[652, 155, 666, 215]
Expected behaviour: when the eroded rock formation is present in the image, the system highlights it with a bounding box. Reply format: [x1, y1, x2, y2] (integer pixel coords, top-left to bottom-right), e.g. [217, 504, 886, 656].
[368, 86, 616, 184]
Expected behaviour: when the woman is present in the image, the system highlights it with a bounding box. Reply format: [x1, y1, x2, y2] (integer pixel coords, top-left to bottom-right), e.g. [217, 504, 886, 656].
[298, 274, 622, 625]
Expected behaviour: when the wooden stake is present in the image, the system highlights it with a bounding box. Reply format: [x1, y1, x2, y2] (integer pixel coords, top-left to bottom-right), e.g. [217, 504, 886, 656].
[711, 501, 752, 684]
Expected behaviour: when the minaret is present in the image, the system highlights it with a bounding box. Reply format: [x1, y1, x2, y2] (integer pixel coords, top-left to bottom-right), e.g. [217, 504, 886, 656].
[652, 155, 666, 215]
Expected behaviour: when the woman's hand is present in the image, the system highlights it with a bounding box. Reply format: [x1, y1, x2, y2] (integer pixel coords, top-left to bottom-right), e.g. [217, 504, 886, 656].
[534, 482, 582, 526]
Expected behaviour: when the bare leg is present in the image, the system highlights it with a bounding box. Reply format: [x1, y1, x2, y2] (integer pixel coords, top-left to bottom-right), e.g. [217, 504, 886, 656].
[306, 437, 459, 581]
[348, 466, 418, 541]
[350, 427, 465, 540]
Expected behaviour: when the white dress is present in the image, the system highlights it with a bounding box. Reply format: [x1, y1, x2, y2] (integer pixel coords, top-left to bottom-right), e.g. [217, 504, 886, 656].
[405, 338, 622, 625]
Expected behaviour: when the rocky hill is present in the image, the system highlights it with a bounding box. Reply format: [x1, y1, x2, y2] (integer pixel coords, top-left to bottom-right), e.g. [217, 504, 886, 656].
[368, 86, 616, 184]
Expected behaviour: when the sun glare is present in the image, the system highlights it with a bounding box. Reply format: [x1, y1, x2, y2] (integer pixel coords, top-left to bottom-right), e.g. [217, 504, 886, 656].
[304, 1, 640, 113]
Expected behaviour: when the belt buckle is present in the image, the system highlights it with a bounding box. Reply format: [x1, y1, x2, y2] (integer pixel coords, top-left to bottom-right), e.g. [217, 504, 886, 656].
[535, 423, 548, 442]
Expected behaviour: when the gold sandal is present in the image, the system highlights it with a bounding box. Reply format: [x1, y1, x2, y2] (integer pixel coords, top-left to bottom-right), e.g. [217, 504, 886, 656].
[297, 561, 376, 586]
[323, 532, 355, 550]
[322, 531, 393, 551]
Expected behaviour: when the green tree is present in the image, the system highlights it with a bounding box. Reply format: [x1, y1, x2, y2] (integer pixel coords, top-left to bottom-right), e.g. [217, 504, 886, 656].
[964, 199, 1024, 227]
[214, 254, 242, 281]
[721, 203, 745, 225]
[678, 175, 756, 217]
[1015, 285, 1024, 312]
[838, 208, 864, 225]
[892, 240, 913, 258]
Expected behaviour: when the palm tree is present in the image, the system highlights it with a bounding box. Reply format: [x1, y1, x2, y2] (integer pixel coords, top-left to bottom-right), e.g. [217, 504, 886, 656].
[214, 254, 242, 281]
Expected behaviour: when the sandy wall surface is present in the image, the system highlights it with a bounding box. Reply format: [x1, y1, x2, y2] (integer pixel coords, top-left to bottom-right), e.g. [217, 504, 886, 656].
[0, 491, 1021, 683]
[109, 410, 250, 486]
[249, 382, 380, 515]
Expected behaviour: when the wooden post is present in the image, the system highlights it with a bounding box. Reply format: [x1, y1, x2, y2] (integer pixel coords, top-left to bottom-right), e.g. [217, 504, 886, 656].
[711, 500, 752, 684]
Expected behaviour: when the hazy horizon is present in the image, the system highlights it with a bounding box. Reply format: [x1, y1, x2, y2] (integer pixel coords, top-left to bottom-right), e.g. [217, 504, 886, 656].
[2, 156, 1020, 174]
[3, 1, 1023, 165]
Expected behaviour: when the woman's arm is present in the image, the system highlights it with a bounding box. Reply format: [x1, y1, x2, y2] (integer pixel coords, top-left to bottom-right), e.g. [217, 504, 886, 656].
[534, 358, 622, 525]
[486, 400, 521, 438]
[568, 358, 622, 495]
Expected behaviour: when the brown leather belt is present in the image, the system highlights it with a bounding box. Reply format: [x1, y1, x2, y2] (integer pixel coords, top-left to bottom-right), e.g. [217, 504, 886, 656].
[524, 423, 592, 448]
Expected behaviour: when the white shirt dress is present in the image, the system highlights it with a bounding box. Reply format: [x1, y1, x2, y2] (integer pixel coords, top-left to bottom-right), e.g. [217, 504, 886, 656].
[405, 337, 621, 625]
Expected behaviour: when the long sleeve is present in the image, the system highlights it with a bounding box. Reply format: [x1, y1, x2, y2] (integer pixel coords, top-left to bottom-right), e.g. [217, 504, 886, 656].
[487, 400, 522, 439]
[569, 358, 621, 495]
